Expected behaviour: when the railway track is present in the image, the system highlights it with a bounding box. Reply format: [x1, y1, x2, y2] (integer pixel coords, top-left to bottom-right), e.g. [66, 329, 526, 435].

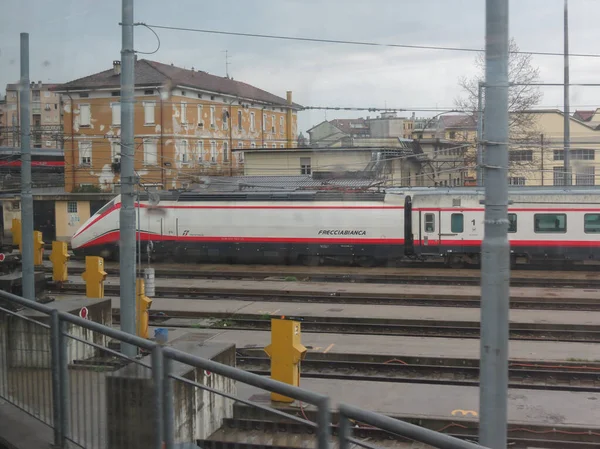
[51, 282, 600, 311]
[235, 349, 600, 392]
[112, 311, 600, 343]
[44, 265, 600, 288]
[218, 407, 600, 449]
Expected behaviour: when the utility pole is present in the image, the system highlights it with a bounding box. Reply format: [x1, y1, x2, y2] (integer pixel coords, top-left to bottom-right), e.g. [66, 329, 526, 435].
[480, 0, 510, 447]
[476, 81, 484, 187]
[120, 0, 137, 357]
[563, 0, 571, 186]
[20, 32, 35, 301]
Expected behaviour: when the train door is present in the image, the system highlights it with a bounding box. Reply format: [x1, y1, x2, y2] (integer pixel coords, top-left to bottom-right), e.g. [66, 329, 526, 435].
[419, 210, 441, 254]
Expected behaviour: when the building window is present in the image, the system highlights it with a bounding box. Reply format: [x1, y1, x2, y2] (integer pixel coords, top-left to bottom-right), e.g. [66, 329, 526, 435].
[210, 106, 216, 128]
[181, 102, 187, 124]
[143, 139, 158, 165]
[509, 177, 526, 186]
[271, 114, 276, 133]
[424, 213, 435, 233]
[223, 141, 229, 162]
[553, 166, 565, 186]
[262, 113, 267, 132]
[576, 166, 595, 186]
[79, 141, 92, 166]
[143, 102, 155, 125]
[222, 110, 229, 130]
[251, 142, 256, 149]
[300, 157, 311, 175]
[197, 141, 205, 163]
[111, 141, 121, 162]
[272, 143, 277, 148]
[534, 213, 566, 233]
[111, 102, 121, 126]
[508, 213, 517, 233]
[238, 110, 243, 131]
[179, 140, 189, 163]
[280, 144, 285, 148]
[448, 131, 456, 139]
[554, 149, 595, 161]
[509, 150, 533, 162]
[584, 214, 600, 234]
[79, 104, 91, 127]
[238, 151, 244, 163]
[250, 112, 256, 132]
[451, 213, 464, 233]
[144, 89, 154, 95]
[210, 141, 217, 163]
[67, 201, 78, 214]
[197, 105, 204, 127]
[280, 116, 284, 134]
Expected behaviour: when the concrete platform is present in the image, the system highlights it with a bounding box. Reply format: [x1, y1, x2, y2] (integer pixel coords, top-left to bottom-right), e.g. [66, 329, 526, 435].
[63, 275, 600, 302]
[100, 295, 600, 326]
[237, 378, 600, 428]
[149, 327, 600, 362]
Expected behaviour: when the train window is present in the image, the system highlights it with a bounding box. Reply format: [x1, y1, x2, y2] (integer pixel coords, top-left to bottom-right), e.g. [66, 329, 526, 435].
[584, 214, 600, 233]
[508, 214, 517, 233]
[451, 213, 464, 233]
[95, 199, 115, 217]
[534, 214, 566, 233]
[424, 214, 435, 233]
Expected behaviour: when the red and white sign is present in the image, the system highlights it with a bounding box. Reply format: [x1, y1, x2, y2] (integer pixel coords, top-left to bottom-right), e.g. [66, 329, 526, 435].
[0, 253, 5, 262]
[204, 370, 212, 377]
[79, 307, 89, 319]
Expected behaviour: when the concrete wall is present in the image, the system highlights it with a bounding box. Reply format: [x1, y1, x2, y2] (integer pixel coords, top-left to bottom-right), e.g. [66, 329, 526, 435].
[243, 150, 373, 176]
[55, 200, 91, 241]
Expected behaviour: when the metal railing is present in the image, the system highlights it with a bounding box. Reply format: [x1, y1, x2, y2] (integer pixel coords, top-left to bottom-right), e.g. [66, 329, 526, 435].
[0, 288, 487, 449]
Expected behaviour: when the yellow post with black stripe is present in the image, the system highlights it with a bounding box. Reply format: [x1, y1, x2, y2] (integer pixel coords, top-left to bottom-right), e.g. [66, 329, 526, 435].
[49, 241, 70, 282]
[264, 318, 307, 403]
[81, 256, 106, 298]
[136, 278, 152, 339]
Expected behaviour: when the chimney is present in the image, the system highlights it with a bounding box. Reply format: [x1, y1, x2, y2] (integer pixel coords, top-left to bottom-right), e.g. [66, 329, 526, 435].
[113, 60, 121, 76]
[286, 90, 292, 105]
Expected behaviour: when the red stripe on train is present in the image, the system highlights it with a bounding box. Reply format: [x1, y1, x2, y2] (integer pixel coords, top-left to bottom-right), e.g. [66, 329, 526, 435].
[79, 231, 405, 248]
[416, 239, 600, 247]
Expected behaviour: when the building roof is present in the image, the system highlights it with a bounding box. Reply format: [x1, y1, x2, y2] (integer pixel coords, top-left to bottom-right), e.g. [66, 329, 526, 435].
[192, 175, 381, 192]
[54, 59, 302, 109]
[439, 114, 477, 129]
[329, 118, 369, 135]
[6, 83, 59, 91]
[231, 145, 411, 154]
[573, 110, 596, 122]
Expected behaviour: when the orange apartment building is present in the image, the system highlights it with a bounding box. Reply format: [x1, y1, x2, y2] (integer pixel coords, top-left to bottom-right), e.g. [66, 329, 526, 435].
[55, 59, 302, 192]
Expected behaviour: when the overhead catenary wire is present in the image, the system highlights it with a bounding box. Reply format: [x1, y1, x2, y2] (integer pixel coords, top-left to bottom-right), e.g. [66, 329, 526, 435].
[138, 22, 600, 59]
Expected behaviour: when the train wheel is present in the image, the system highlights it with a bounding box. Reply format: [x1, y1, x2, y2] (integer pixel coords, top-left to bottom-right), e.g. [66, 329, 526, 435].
[446, 255, 464, 269]
[356, 256, 376, 268]
[300, 255, 321, 266]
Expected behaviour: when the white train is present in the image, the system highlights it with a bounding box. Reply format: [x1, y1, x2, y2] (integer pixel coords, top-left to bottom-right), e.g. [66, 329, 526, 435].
[71, 188, 600, 267]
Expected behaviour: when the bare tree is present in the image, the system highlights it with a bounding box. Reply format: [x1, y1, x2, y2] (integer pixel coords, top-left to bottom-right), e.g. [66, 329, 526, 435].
[455, 39, 544, 172]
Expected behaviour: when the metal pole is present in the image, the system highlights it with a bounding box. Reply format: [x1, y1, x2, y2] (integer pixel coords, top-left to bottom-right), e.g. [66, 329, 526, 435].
[563, 0, 571, 186]
[480, 0, 510, 447]
[19, 33, 35, 301]
[50, 310, 64, 448]
[316, 397, 331, 449]
[476, 81, 484, 187]
[120, 0, 137, 357]
[151, 346, 164, 449]
[163, 357, 175, 449]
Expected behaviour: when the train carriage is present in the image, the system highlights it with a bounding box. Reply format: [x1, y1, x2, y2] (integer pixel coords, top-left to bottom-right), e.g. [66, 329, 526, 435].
[71, 190, 407, 266]
[407, 189, 600, 266]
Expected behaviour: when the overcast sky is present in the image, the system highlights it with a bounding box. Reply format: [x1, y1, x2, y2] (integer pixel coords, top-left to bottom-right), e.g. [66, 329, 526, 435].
[2, 0, 600, 134]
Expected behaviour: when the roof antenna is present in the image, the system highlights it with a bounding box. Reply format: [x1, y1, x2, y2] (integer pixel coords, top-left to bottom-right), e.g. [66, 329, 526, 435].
[222, 50, 231, 78]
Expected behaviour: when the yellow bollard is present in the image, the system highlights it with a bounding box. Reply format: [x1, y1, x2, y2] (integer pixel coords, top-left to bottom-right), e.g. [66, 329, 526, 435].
[12, 218, 21, 250]
[136, 278, 152, 339]
[49, 241, 70, 282]
[81, 256, 106, 298]
[33, 231, 44, 266]
[264, 318, 307, 403]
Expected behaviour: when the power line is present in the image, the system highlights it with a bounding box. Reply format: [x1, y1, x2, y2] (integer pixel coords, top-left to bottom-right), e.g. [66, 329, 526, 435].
[139, 22, 600, 59]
